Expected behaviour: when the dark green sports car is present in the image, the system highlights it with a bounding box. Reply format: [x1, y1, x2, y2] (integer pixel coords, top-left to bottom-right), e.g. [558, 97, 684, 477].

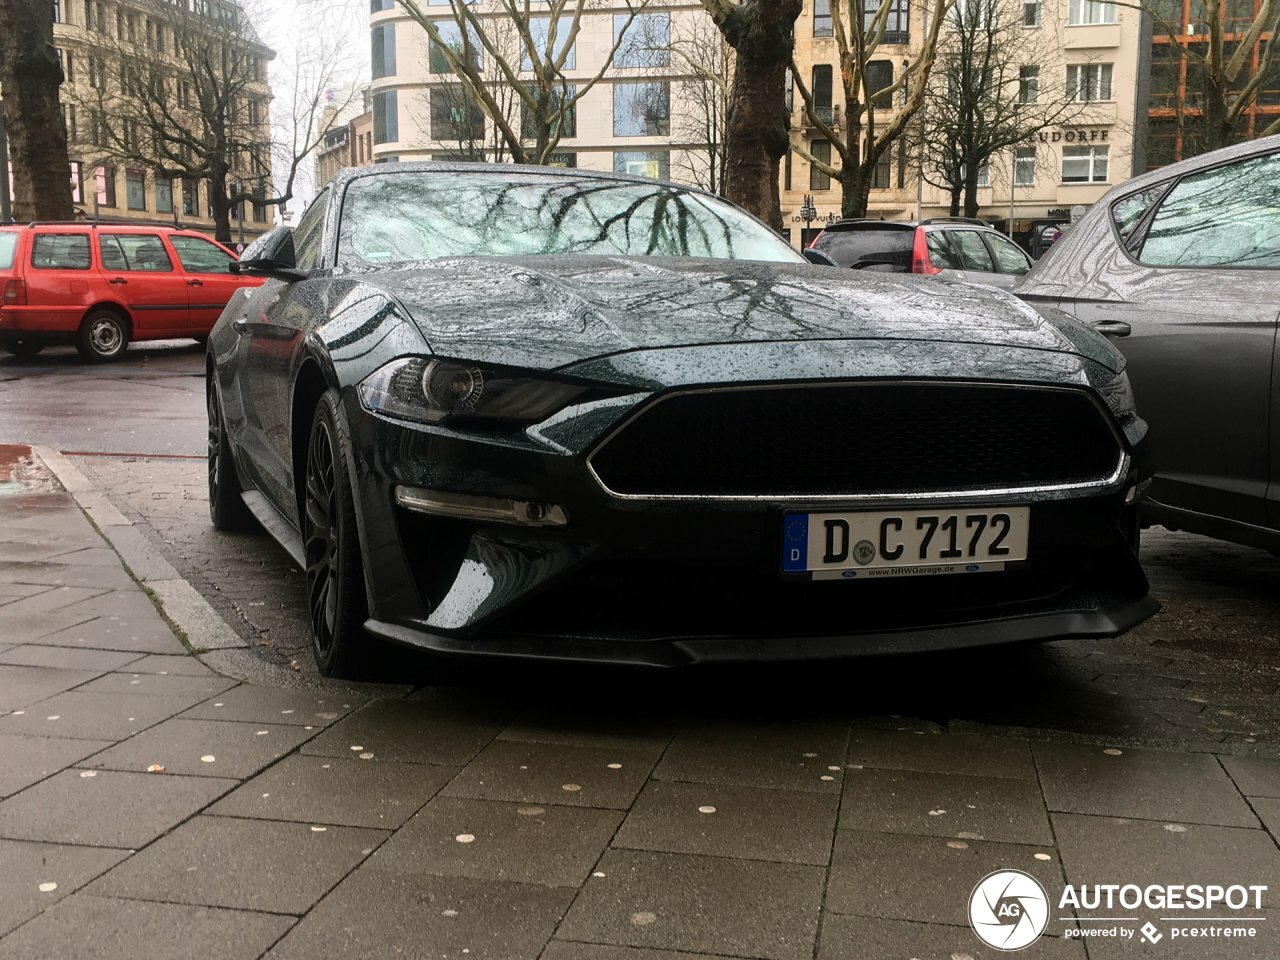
[206, 163, 1155, 677]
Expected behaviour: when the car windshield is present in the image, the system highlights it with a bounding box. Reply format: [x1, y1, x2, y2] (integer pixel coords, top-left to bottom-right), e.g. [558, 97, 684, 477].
[337, 171, 803, 268]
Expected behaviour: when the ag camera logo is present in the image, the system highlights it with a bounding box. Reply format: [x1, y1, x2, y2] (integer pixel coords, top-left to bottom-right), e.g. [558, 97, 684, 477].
[969, 870, 1050, 951]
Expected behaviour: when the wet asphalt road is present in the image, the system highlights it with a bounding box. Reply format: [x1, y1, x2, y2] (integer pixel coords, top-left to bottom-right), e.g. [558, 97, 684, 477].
[4, 342, 1280, 751]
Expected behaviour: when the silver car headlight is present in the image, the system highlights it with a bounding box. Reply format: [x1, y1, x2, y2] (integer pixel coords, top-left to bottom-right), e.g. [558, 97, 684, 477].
[358, 357, 587, 425]
[1098, 370, 1137, 426]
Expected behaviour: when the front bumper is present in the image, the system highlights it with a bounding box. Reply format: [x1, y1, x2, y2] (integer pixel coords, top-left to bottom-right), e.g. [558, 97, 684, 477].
[340, 387, 1155, 666]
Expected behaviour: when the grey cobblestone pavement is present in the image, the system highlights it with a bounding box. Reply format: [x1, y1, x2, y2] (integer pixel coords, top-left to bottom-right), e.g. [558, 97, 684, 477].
[5, 346, 1280, 958]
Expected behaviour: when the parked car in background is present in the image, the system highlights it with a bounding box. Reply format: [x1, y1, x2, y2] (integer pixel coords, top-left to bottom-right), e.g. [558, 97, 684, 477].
[804, 218, 1034, 289]
[1017, 134, 1280, 551]
[0, 223, 262, 361]
[208, 163, 1154, 677]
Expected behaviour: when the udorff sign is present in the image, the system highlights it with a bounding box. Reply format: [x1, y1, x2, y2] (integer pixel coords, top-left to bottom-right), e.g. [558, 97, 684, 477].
[1037, 127, 1111, 143]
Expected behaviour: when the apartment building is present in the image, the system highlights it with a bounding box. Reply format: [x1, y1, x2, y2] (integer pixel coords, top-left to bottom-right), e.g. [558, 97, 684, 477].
[784, 0, 1148, 242]
[315, 85, 375, 188]
[366, 0, 718, 184]
[51, 0, 274, 239]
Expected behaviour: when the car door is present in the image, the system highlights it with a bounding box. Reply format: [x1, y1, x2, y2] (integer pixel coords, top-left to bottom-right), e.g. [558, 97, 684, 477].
[235, 190, 331, 524]
[980, 232, 1033, 290]
[1071, 149, 1280, 528]
[946, 229, 1008, 287]
[167, 234, 254, 334]
[97, 233, 190, 334]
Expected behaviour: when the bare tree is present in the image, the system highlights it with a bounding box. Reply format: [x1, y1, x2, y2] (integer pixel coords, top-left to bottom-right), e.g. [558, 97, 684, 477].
[697, 0, 803, 228]
[68, 1, 353, 241]
[1144, 0, 1280, 159]
[395, 0, 644, 165]
[791, 0, 952, 218]
[911, 0, 1092, 216]
[0, 0, 74, 220]
[663, 15, 731, 194]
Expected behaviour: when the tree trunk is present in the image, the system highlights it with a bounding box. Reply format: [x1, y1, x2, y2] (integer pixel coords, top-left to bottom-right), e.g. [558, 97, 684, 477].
[948, 182, 962, 216]
[713, 0, 802, 230]
[0, 0, 74, 221]
[209, 170, 232, 244]
[963, 180, 981, 218]
[839, 166, 873, 219]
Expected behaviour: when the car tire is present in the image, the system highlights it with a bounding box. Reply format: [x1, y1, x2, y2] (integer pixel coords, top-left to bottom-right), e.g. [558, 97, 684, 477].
[303, 391, 372, 678]
[0, 337, 45, 359]
[207, 382, 255, 532]
[76, 309, 129, 362]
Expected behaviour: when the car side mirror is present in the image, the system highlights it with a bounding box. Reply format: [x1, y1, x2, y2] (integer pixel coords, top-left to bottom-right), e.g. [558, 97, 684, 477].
[229, 226, 307, 282]
[803, 249, 838, 267]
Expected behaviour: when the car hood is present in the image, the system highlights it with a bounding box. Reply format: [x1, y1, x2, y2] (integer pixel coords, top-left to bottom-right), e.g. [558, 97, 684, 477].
[356, 255, 1120, 374]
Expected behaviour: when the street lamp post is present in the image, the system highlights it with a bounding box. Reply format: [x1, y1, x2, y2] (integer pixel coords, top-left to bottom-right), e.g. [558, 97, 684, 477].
[0, 110, 10, 223]
[800, 193, 817, 246]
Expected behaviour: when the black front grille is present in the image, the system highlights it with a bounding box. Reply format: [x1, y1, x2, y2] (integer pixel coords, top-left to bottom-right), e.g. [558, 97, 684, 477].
[589, 383, 1121, 497]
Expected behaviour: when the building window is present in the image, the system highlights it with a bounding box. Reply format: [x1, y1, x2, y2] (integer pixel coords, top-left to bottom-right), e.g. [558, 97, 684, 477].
[613, 81, 670, 137]
[1023, 0, 1042, 26]
[95, 165, 117, 207]
[1067, 63, 1113, 101]
[814, 0, 833, 36]
[372, 23, 396, 79]
[1062, 144, 1109, 182]
[810, 140, 831, 190]
[430, 21, 482, 73]
[52, 0, 60, 21]
[546, 152, 577, 168]
[522, 84, 576, 139]
[615, 13, 669, 68]
[370, 0, 394, 9]
[182, 178, 199, 216]
[811, 64, 833, 122]
[1014, 146, 1036, 186]
[865, 0, 910, 43]
[1068, 0, 1116, 24]
[872, 152, 891, 189]
[125, 168, 146, 210]
[868, 60, 895, 108]
[522, 16, 575, 71]
[372, 90, 398, 144]
[430, 86, 484, 141]
[251, 185, 267, 223]
[784, 149, 793, 191]
[976, 161, 990, 187]
[63, 104, 77, 142]
[155, 176, 173, 213]
[1019, 65, 1039, 103]
[613, 150, 669, 180]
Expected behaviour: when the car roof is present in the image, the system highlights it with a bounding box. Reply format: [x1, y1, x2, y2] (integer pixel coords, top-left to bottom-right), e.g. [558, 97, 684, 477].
[819, 218, 998, 233]
[5, 222, 207, 235]
[1107, 132, 1280, 199]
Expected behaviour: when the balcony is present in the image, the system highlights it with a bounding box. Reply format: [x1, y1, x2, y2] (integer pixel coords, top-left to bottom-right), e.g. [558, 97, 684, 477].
[796, 104, 841, 130]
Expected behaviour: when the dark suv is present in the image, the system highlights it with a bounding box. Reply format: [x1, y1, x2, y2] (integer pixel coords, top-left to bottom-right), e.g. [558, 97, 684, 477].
[806, 218, 1034, 290]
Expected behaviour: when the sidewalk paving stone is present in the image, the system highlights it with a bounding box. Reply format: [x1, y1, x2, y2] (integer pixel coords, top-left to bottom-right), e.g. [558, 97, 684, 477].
[88, 815, 386, 915]
[0, 734, 116, 798]
[838, 767, 1053, 844]
[0, 689, 207, 740]
[0, 664, 105, 712]
[440, 739, 656, 810]
[558, 848, 823, 960]
[0, 559, 134, 590]
[208, 754, 455, 829]
[0, 895, 294, 960]
[30, 617, 185, 653]
[825, 831, 1066, 926]
[76, 671, 237, 699]
[1221, 756, 1280, 798]
[181, 684, 365, 728]
[372, 795, 622, 887]
[0, 840, 129, 937]
[0, 583, 54, 605]
[499, 708, 679, 754]
[0, 768, 235, 847]
[612, 779, 839, 865]
[653, 720, 847, 794]
[540, 944, 728, 960]
[265, 868, 572, 960]
[847, 728, 1037, 781]
[301, 697, 506, 766]
[1034, 743, 1260, 827]
[816, 915, 1086, 960]
[0, 645, 142, 671]
[124, 653, 217, 676]
[82, 718, 315, 778]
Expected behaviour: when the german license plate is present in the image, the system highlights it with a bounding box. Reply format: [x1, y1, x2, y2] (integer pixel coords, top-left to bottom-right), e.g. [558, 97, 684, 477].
[781, 507, 1030, 579]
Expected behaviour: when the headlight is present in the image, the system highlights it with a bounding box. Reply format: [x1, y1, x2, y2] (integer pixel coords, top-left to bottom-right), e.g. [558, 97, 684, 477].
[358, 358, 587, 425]
[1098, 370, 1137, 426]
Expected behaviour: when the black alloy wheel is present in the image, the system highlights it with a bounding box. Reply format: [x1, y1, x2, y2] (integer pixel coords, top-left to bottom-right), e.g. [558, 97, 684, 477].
[303, 391, 371, 677]
[207, 383, 253, 530]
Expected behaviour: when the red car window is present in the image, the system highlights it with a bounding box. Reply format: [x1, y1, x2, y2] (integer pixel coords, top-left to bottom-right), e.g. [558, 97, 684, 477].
[169, 235, 236, 274]
[31, 234, 91, 270]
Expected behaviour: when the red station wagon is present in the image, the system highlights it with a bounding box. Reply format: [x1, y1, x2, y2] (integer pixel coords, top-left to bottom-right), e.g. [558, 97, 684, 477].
[0, 223, 264, 361]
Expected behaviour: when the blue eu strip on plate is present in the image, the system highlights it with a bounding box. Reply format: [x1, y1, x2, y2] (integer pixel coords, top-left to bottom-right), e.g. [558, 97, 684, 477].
[782, 514, 809, 572]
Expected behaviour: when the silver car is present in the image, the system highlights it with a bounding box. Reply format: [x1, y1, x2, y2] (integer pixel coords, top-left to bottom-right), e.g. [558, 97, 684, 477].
[1017, 134, 1280, 549]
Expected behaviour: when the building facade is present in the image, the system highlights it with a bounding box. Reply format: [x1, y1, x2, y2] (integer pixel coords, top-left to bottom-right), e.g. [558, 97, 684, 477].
[50, 0, 274, 239]
[783, 0, 1148, 243]
[315, 85, 375, 188]
[366, 1, 721, 186]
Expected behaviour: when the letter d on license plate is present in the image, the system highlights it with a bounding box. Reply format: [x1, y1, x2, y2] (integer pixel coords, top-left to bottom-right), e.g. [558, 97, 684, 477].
[781, 507, 1030, 579]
